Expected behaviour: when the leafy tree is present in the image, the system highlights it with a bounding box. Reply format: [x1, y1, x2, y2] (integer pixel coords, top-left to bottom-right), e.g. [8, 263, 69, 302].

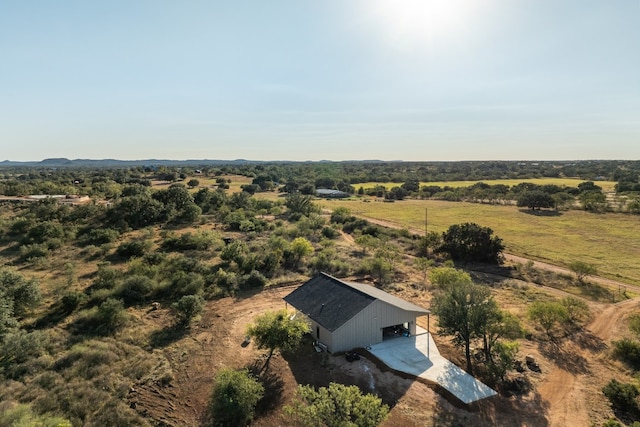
[187, 179, 200, 188]
[286, 237, 314, 268]
[108, 195, 164, 229]
[579, 190, 608, 212]
[246, 309, 309, 372]
[171, 294, 205, 328]
[365, 256, 394, 286]
[285, 193, 315, 218]
[527, 301, 568, 339]
[330, 207, 352, 224]
[285, 382, 389, 427]
[414, 257, 434, 282]
[568, 261, 597, 285]
[432, 280, 496, 374]
[0, 268, 41, 317]
[354, 234, 378, 255]
[439, 223, 504, 264]
[209, 368, 264, 426]
[428, 266, 472, 288]
[486, 340, 519, 383]
[517, 190, 555, 210]
[0, 298, 17, 337]
[561, 296, 590, 324]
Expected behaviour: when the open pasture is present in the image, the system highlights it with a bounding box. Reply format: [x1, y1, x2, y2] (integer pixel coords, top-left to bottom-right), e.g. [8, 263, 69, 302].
[317, 198, 640, 285]
[356, 178, 617, 192]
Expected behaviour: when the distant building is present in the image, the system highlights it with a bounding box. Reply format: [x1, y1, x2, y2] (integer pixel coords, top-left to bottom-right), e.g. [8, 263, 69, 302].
[315, 188, 350, 199]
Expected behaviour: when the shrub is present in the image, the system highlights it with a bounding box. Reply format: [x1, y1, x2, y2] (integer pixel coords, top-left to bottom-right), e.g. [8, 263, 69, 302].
[602, 379, 640, 415]
[119, 275, 155, 304]
[95, 298, 128, 333]
[612, 338, 640, 369]
[18, 243, 49, 261]
[171, 295, 205, 328]
[239, 270, 267, 290]
[116, 239, 152, 258]
[92, 263, 124, 290]
[77, 228, 120, 246]
[209, 368, 264, 427]
[161, 231, 220, 252]
[285, 383, 389, 427]
[61, 292, 86, 314]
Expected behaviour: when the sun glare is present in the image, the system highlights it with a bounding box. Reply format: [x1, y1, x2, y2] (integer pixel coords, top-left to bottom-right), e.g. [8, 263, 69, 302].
[367, 0, 482, 51]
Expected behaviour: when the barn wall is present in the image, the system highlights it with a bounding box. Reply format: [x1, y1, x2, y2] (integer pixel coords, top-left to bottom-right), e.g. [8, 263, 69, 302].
[331, 301, 421, 353]
[308, 319, 333, 350]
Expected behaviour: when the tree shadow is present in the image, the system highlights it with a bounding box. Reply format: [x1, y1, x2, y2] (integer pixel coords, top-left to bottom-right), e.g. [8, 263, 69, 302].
[245, 360, 286, 415]
[537, 341, 590, 375]
[147, 326, 189, 349]
[519, 209, 562, 217]
[571, 329, 607, 353]
[33, 303, 72, 329]
[580, 283, 613, 302]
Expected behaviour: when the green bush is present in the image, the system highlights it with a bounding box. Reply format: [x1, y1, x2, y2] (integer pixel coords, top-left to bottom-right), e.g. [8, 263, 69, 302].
[61, 291, 86, 313]
[171, 295, 205, 328]
[602, 379, 640, 415]
[285, 383, 389, 427]
[209, 368, 264, 427]
[119, 275, 155, 304]
[239, 270, 267, 290]
[93, 298, 128, 334]
[116, 239, 152, 258]
[18, 243, 49, 261]
[161, 231, 220, 252]
[77, 228, 120, 246]
[612, 338, 640, 369]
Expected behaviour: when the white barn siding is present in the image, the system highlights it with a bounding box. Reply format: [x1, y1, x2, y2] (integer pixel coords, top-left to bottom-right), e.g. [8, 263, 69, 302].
[330, 301, 423, 353]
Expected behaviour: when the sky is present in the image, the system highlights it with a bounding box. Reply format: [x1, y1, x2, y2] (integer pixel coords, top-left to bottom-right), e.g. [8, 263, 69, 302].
[1, 1, 639, 162]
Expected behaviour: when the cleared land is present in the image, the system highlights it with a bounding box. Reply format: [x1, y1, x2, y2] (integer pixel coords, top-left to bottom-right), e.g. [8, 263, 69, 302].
[317, 198, 640, 285]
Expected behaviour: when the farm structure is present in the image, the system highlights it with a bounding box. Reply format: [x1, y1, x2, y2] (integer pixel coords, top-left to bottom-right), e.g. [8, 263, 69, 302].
[284, 272, 430, 353]
[315, 188, 350, 198]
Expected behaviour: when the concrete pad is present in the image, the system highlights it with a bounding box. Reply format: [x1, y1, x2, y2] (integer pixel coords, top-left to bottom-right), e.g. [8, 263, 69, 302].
[367, 326, 497, 404]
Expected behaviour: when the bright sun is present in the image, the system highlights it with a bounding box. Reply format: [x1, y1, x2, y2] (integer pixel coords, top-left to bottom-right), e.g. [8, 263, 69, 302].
[367, 0, 482, 50]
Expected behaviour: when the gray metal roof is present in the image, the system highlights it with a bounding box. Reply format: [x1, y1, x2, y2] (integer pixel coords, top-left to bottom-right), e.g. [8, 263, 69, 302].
[283, 272, 429, 332]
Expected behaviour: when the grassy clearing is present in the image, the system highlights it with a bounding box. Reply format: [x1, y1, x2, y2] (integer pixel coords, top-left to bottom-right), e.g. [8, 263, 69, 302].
[317, 198, 640, 285]
[355, 178, 618, 192]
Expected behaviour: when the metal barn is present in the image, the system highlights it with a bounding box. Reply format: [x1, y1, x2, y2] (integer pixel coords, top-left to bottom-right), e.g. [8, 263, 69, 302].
[284, 272, 430, 353]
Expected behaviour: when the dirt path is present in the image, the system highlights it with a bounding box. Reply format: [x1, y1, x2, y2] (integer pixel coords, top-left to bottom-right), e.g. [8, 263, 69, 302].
[538, 368, 589, 427]
[588, 296, 640, 340]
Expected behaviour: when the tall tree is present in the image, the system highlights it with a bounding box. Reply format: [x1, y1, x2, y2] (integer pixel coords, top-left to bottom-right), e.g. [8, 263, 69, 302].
[432, 280, 496, 374]
[439, 223, 504, 264]
[246, 309, 309, 372]
[516, 190, 556, 210]
[568, 261, 597, 285]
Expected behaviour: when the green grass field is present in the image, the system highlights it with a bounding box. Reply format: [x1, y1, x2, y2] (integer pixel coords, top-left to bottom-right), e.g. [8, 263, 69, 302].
[317, 198, 640, 285]
[355, 178, 618, 192]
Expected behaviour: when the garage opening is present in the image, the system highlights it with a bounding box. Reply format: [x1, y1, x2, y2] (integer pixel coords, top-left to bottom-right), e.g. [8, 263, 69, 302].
[382, 323, 411, 341]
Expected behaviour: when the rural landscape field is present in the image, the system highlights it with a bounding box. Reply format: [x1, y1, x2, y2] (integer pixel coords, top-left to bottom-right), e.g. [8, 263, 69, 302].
[0, 160, 639, 427]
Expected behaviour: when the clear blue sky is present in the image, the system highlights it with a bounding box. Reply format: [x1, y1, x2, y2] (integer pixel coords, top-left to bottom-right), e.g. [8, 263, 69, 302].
[1, 1, 639, 161]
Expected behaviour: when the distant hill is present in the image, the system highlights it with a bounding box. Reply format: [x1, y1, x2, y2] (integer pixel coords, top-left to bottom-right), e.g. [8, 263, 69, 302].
[0, 158, 269, 168]
[0, 158, 389, 167]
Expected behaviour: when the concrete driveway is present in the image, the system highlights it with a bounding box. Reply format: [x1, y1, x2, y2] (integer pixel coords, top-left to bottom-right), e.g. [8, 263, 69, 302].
[366, 326, 496, 404]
